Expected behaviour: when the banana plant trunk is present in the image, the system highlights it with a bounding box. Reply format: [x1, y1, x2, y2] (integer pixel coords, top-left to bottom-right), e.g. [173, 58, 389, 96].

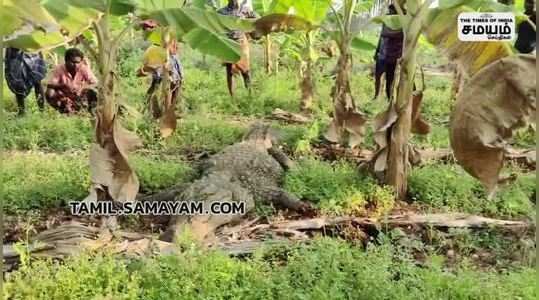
[300, 31, 314, 112]
[274, 41, 280, 74]
[0, 22, 4, 122]
[0, 5, 4, 262]
[385, 0, 432, 200]
[95, 16, 116, 144]
[87, 15, 141, 205]
[333, 47, 353, 119]
[324, 0, 367, 148]
[300, 60, 314, 112]
[159, 27, 177, 138]
[263, 35, 273, 74]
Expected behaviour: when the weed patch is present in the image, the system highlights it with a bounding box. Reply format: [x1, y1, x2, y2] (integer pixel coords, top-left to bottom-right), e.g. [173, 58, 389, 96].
[5, 238, 536, 300]
[409, 163, 534, 218]
[284, 158, 394, 216]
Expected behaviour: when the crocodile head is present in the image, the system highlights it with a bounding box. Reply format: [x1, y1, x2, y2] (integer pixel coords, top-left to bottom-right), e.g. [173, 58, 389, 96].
[242, 122, 281, 150]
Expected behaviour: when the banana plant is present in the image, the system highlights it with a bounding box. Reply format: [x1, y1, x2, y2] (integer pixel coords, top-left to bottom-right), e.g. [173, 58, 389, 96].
[373, 0, 434, 201]
[270, 0, 331, 112]
[268, 0, 333, 112]
[253, 0, 319, 78]
[76, 0, 260, 204]
[269, 0, 377, 114]
[253, 0, 276, 73]
[370, 0, 530, 200]
[279, 30, 332, 111]
[323, 0, 377, 148]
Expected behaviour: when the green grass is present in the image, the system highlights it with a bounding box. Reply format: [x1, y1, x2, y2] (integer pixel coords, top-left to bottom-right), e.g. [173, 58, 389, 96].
[284, 158, 394, 216]
[487, 172, 535, 218]
[5, 238, 536, 300]
[408, 163, 535, 218]
[0, 104, 326, 157]
[0, 112, 93, 151]
[163, 115, 247, 153]
[131, 155, 195, 194]
[1, 152, 89, 214]
[0, 111, 249, 155]
[420, 76, 453, 122]
[1, 152, 194, 214]
[183, 67, 302, 116]
[412, 124, 450, 149]
[512, 126, 536, 148]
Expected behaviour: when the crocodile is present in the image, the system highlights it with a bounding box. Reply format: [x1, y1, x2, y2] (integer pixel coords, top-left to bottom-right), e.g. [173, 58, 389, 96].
[156, 123, 313, 243]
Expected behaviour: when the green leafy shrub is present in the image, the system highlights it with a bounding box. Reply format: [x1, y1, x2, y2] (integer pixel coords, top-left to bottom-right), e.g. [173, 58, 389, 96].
[5, 238, 536, 300]
[274, 123, 311, 151]
[1, 152, 89, 213]
[165, 116, 247, 153]
[5, 252, 141, 300]
[132, 155, 195, 193]
[488, 173, 535, 218]
[408, 163, 483, 212]
[409, 163, 534, 217]
[512, 126, 535, 148]
[0, 113, 93, 151]
[284, 158, 394, 215]
[291, 121, 323, 155]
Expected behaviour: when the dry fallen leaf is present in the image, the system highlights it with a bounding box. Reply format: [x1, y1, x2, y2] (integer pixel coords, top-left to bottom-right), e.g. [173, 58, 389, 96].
[411, 90, 431, 135]
[450, 54, 536, 195]
[370, 91, 430, 181]
[88, 120, 142, 203]
[371, 104, 398, 178]
[159, 106, 177, 138]
[325, 103, 367, 149]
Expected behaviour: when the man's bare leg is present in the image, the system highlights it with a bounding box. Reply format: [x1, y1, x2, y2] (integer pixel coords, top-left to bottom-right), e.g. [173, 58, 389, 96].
[34, 82, 45, 111]
[226, 63, 235, 97]
[241, 70, 251, 95]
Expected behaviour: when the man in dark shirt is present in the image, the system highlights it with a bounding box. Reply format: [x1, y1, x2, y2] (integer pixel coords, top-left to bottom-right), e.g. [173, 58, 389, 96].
[5, 48, 47, 116]
[514, 0, 536, 53]
[373, 5, 404, 101]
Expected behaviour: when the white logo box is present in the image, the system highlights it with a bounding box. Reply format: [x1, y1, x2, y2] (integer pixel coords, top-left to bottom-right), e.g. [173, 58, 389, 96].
[457, 12, 515, 41]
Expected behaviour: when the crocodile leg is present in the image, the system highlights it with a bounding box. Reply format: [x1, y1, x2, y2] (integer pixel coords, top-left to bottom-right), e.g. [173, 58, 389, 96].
[261, 186, 314, 213]
[268, 146, 295, 170]
[160, 208, 248, 243]
[136, 183, 187, 203]
[159, 215, 189, 242]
